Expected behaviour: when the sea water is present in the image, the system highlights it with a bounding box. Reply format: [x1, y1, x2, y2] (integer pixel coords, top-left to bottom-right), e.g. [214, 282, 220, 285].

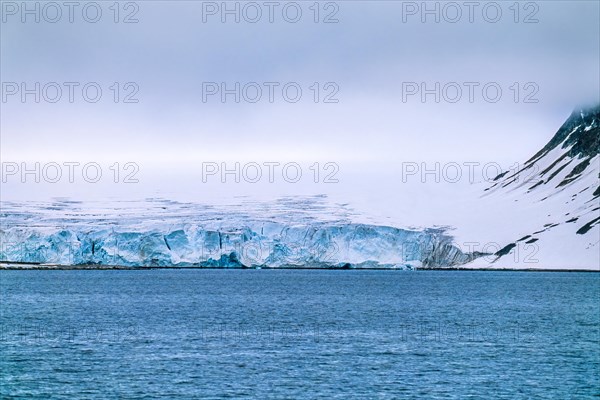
[1, 270, 598, 399]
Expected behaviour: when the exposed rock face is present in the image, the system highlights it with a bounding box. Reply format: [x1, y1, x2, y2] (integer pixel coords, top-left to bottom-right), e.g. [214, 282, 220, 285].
[489, 105, 599, 193]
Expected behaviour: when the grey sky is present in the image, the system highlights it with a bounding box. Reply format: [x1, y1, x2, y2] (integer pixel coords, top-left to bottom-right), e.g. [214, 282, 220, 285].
[1, 0, 599, 183]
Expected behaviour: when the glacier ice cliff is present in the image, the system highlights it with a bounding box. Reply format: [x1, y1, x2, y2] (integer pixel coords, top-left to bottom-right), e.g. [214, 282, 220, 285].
[0, 198, 481, 269]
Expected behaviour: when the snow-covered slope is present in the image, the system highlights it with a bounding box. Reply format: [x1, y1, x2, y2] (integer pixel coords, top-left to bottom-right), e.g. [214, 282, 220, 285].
[463, 105, 599, 269]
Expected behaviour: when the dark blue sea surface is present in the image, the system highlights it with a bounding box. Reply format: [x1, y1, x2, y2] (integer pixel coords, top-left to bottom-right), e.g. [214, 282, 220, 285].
[1, 270, 599, 399]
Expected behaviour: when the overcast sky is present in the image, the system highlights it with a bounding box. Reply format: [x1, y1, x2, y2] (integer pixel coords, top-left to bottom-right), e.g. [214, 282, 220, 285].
[1, 1, 599, 201]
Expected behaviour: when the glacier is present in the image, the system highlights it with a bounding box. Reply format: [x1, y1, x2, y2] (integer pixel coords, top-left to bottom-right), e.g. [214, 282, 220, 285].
[0, 197, 480, 269]
[2, 105, 597, 270]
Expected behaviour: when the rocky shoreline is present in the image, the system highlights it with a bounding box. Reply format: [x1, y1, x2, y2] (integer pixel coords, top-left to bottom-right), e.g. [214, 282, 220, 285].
[1, 262, 597, 272]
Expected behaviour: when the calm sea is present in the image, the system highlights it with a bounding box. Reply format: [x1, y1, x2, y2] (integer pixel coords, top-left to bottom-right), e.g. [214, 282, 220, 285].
[1, 270, 599, 399]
